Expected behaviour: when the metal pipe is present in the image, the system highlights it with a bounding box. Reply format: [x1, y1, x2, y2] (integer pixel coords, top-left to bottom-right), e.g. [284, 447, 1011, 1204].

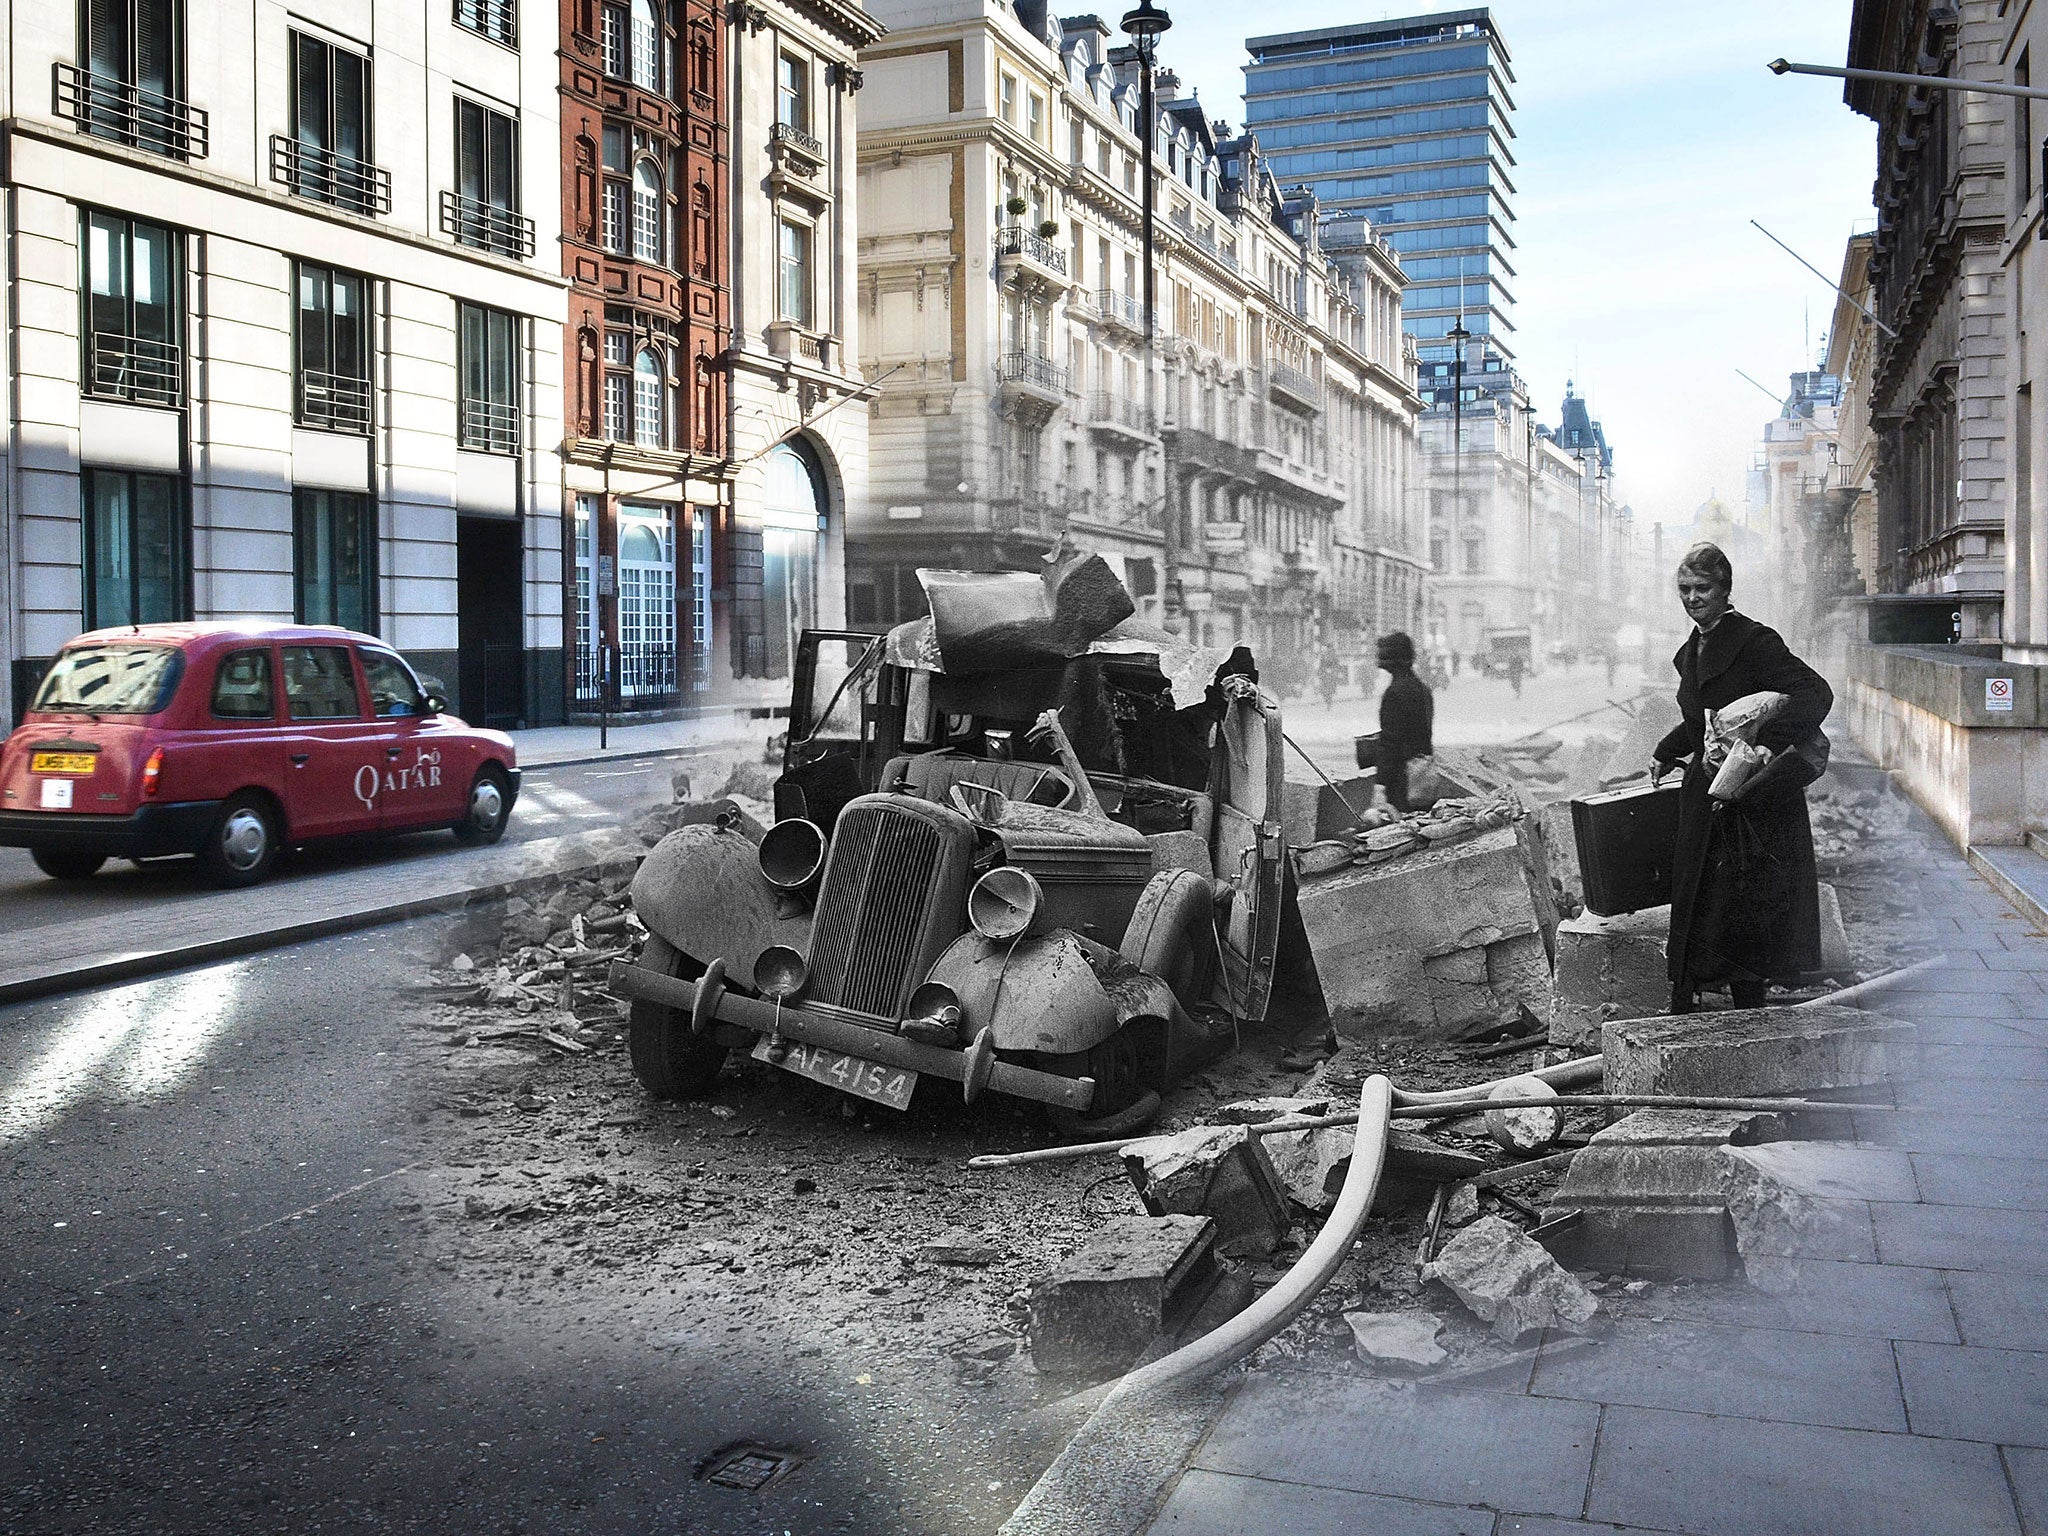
[1768, 57, 2048, 102]
[1797, 954, 1946, 1009]
[1392, 1052, 1603, 1105]
[1111, 1074, 1393, 1395]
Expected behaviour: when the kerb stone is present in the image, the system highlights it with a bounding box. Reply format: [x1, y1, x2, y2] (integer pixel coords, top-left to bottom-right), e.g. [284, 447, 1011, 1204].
[1027, 1213, 1217, 1376]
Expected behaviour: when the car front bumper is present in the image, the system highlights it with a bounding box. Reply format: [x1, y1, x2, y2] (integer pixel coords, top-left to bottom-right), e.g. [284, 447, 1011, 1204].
[606, 957, 1095, 1111]
[0, 801, 221, 859]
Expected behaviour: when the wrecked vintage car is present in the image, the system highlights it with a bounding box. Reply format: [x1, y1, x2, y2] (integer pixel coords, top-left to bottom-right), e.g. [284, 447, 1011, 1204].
[609, 564, 1305, 1133]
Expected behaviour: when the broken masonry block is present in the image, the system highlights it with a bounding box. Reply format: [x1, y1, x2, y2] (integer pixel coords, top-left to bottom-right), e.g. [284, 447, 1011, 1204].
[1714, 1141, 1913, 1293]
[1817, 883, 1853, 976]
[1122, 1124, 1291, 1259]
[1422, 1214, 1601, 1342]
[1537, 1108, 1786, 1280]
[1602, 1004, 1919, 1101]
[1548, 904, 1671, 1054]
[1345, 1310, 1447, 1373]
[1212, 1095, 1334, 1126]
[1026, 1213, 1220, 1376]
[1261, 1124, 1356, 1214]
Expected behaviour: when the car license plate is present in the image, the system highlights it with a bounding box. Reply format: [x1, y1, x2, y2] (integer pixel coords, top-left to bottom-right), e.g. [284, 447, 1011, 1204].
[31, 752, 95, 774]
[752, 1037, 917, 1110]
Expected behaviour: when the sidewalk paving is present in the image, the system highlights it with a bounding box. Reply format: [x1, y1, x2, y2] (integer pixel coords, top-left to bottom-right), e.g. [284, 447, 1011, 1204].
[1014, 789, 2048, 1536]
[511, 710, 769, 769]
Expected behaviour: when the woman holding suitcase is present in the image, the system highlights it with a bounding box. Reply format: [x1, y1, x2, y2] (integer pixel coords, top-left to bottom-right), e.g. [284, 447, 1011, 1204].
[1649, 543, 1834, 1012]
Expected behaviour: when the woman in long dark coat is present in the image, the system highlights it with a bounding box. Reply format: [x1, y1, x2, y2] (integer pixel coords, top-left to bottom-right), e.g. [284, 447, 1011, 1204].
[1650, 544, 1834, 1012]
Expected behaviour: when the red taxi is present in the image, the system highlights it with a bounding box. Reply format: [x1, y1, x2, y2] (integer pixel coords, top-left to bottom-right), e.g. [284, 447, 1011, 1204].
[0, 623, 520, 886]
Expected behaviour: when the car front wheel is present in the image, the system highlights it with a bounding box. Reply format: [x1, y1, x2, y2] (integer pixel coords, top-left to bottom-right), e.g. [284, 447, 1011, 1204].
[453, 765, 512, 846]
[31, 847, 105, 881]
[626, 936, 728, 1099]
[201, 793, 280, 888]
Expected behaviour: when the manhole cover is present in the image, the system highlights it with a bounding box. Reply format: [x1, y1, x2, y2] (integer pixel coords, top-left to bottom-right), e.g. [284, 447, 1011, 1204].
[698, 1443, 805, 1493]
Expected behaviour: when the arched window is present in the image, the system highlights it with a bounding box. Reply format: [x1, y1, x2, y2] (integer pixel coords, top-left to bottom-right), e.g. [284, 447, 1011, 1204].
[631, 160, 661, 262]
[617, 505, 677, 700]
[756, 442, 826, 680]
[630, 0, 660, 90]
[633, 348, 663, 446]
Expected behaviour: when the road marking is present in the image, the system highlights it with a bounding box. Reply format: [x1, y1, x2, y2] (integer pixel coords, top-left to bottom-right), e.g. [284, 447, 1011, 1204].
[582, 767, 656, 779]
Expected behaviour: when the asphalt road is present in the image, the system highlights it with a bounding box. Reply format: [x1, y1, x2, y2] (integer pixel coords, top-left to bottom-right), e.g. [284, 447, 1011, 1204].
[0, 918, 1083, 1536]
[0, 755, 680, 937]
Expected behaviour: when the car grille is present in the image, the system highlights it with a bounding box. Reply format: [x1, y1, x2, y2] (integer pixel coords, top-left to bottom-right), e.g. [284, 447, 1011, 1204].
[808, 799, 959, 1022]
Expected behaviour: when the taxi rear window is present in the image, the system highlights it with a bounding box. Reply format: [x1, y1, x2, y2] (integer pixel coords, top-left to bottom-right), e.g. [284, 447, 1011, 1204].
[32, 645, 185, 715]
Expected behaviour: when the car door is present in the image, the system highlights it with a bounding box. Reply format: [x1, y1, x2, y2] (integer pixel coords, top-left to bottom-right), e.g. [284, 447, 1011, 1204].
[278, 642, 385, 839]
[188, 643, 287, 805]
[357, 643, 467, 829]
[1208, 677, 1287, 1022]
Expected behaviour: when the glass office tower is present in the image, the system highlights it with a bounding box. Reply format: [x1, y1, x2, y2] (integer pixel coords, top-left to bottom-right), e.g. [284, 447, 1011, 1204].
[1245, 9, 1515, 367]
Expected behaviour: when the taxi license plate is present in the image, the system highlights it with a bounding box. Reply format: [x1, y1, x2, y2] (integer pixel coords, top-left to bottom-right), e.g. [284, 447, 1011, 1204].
[31, 752, 96, 774]
[752, 1037, 917, 1110]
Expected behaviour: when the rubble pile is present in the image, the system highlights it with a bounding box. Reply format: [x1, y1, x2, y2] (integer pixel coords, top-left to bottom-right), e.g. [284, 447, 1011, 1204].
[1290, 788, 1528, 879]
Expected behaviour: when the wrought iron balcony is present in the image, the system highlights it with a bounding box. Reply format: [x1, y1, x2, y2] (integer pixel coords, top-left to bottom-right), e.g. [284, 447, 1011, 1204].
[1093, 289, 1148, 333]
[439, 191, 536, 259]
[1268, 359, 1324, 412]
[453, 0, 518, 47]
[459, 396, 520, 455]
[89, 332, 182, 407]
[995, 226, 1068, 277]
[298, 368, 372, 434]
[995, 351, 1067, 396]
[772, 120, 825, 161]
[1087, 390, 1154, 440]
[270, 136, 392, 218]
[55, 61, 209, 161]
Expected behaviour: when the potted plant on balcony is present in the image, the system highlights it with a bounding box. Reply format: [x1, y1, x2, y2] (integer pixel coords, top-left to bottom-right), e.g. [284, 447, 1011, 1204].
[1005, 196, 1028, 221]
[1038, 220, 1060, 239]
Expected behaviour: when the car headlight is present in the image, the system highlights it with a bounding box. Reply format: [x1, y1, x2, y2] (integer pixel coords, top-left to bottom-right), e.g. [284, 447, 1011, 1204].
[759, 817, 826, 893]
[967, 866, 1043, 941]
[753, 944, 809, 1001]
[901, 980, 963, 1047]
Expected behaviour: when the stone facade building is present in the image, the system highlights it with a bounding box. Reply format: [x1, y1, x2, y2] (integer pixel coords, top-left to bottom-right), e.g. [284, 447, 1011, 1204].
[1, 0, 567, 725]
[851, 0, 1423, 676]
[1846, 0, 2010, 639]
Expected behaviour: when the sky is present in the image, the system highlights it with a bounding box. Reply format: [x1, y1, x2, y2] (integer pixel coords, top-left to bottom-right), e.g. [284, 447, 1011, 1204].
[1156, 0, 1876, 531]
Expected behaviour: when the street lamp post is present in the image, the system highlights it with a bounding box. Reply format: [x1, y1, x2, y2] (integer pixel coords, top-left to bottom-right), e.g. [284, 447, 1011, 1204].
[1121, 0, 1171, 623]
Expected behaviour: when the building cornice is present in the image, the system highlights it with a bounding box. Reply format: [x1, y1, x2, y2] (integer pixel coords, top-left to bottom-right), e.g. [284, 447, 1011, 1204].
[747, 0, 887, 51]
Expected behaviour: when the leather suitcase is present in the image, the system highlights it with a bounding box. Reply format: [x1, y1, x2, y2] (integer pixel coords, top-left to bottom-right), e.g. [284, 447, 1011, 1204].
[1571, 783, 1683, 916]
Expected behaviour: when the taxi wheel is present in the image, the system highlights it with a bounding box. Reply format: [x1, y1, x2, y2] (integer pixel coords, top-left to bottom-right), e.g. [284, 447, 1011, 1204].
[201, 793, 280, 888]
[454, 766, 512, 846]
[627, 936, 728, 1099]
[31, 848, 105, 881]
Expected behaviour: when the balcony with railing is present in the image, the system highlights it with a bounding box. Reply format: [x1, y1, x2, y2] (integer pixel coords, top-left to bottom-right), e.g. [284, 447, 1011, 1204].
[995, 351, 1067, 409]
[270, 136, 392, 218]
[88, 332, 182, 407]
[55, 61, 208, 161]
[454, 0, 518, 47]
[1267, 359, 1324, 413]
[439, 190, 536, 259]
[1086, 390, 1154, 444]
[459, 396, 520, 455]
[1093, 289, 1147, 335]
[995, 225, 1068, 284]
[298, 369, 372, 434]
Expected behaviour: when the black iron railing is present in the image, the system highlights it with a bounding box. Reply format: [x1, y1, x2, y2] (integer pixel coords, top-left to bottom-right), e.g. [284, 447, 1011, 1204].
[270, 136, 392, 217]
[454, 0, 517, 46]
[995, 226, 1068, 275]
[996, 351, 1066, 394]
[1094, 289, 1147, 330]
[1089, 391, 1152, 435]
[89, 332, 182, 406]
[298, 368, 372, 434]
[772, 120, 824, 158]
[439, 190, 536, 259]
[576, 643, 678, 704]
[55, 61, 208, 160]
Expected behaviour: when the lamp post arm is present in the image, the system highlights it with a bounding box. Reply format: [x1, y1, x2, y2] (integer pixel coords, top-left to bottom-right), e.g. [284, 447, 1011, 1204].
[1768, 57, 2048, 101]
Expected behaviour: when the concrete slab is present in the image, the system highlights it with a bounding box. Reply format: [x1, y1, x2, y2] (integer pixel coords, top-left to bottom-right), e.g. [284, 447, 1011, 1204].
[1913, 1153, 2048, 1212]
[1726, 1258, 1960, 1344]
[1895, 1340, 2048, 1447]
[1602, 1004, 1919, 1099]
[1498, 1520, 1687, 1536]
[1150, 1469, 1491, 1536]
[1945, 1269, 2048, 1350]
[1531, 1318, 1909, 1432]
[1585, 1405, 2022, 1536]
[1998, 1446, 2048, 1536]
[1190, 1373, 1601, 1518]
[1920, 1044, 2048, 1079]
[1871, 1201, 2048, 1275]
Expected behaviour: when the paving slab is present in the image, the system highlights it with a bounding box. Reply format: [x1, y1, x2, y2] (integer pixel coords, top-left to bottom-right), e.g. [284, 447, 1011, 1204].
[1150, 1469, 1491, 1536]
[1530, 1318, 1908, 1432]
[1920, 1044, 2048, 1079]
[1584, 1405, 2022, 1536]
[1896, 1340, 2048, 1447]
[1629, 1259, 1958, 1343]
[1945, 1269, 2048, 1351]
[1912, 1154, 2048, 1212]
[1498, 1521, 1687, 1536]
[1189, 1374, 1600, 1518]
[2000, 1445, 2048, 1536]
[1873, 1201, 2048, 1273]
[1857, 1112, 2048, 1159]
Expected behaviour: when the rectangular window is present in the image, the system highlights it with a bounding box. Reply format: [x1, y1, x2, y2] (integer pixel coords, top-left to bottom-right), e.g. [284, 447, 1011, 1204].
[573, 495, 599, 701]
[458, 301, 520, 453]
[73, 0, 204, 160]
[778, 52, 809, 132]
[211, 648, 274, 720]
[295, 262, 371, 433]
[601, 3, 625, 78]
[633, 349, 663, 446]
[688, 511, 711, 686]
[778, 219, 812, 325]
[293, 488, 377, 630]
[281, 644, 363, 720]
[454, 0, 517, 49]
[2020, 51, 2035, 209]
[631, 162, 662, 262]
[617, 505, 677, 699]
[83, 210, 181, 406]
[447, 97, 530, 257]
[84, 468, 188, 628]
[999, 71, 1016, 125]
[288, 31, 381, 214]
[1028, 91, 1045, 144]
[601, 178, 626, 253]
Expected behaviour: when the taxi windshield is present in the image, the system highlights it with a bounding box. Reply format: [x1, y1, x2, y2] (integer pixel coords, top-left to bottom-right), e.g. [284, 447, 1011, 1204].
[33, 644, 185, 716]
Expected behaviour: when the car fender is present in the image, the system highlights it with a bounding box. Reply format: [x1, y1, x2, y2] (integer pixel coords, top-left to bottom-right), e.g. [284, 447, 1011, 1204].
[926, 929, 1120, 1056]
[631, 823, 811, 980]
